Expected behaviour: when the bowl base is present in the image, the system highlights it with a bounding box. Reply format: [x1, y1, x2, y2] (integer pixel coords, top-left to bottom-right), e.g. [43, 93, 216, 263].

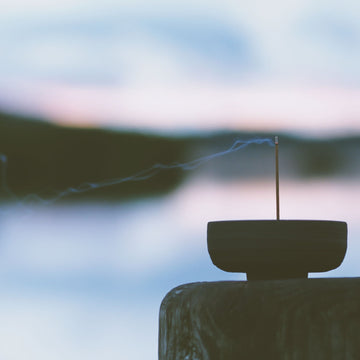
[247, 269, 308, 281]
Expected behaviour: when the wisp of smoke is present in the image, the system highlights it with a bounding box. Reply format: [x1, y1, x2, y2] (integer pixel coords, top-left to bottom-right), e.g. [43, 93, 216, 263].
[0, 138, 274, 206]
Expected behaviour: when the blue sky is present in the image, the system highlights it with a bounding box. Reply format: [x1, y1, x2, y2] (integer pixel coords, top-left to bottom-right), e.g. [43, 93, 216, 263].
[0, 0, 359, 133]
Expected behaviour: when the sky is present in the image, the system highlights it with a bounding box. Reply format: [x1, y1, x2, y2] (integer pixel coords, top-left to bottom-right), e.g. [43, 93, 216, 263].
[0, 0, 359, 134]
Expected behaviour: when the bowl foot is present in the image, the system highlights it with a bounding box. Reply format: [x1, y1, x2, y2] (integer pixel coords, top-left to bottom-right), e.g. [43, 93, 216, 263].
[246, 269, 308, 281]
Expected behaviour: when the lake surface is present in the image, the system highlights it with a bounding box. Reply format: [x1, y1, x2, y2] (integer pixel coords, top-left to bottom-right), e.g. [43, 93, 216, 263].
[0, 175, 358, 360]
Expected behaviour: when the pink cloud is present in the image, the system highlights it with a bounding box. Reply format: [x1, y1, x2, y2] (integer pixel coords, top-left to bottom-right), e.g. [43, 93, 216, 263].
[1, 80, 359, 135]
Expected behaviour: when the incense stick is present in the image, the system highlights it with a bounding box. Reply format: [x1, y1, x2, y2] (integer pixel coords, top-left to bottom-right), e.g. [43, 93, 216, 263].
[275, 136, 280, 220]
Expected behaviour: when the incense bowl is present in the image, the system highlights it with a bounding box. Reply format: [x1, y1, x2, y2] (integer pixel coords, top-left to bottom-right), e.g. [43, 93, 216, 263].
[207, 220, 347, 280]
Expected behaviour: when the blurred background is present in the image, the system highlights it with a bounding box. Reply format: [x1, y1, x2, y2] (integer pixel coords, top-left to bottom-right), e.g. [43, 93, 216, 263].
[0, 0, 359, 359]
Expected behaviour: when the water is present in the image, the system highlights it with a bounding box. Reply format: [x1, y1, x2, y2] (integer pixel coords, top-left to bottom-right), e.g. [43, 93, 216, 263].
[0, 176, 359, 360]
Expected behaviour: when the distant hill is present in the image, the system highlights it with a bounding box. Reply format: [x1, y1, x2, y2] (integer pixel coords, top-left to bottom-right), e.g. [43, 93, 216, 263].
[0, 112, 189, 202]
[0, 111, 359, 202]
[188, 131, 360, 181]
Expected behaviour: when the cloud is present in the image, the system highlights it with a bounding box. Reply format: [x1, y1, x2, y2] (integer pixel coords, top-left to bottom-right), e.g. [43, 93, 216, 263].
[0, 0, 359, 86]
[0, 12, 254, 86]
[293, 11, 360, 83]
[0, 0, 359, 131]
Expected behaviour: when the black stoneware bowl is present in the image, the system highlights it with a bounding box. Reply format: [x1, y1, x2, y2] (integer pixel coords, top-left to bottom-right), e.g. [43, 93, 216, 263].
[207, 220, 347, 280]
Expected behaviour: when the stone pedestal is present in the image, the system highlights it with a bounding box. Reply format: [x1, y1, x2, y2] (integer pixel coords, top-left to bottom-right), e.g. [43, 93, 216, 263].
[159, 278, 360, 360]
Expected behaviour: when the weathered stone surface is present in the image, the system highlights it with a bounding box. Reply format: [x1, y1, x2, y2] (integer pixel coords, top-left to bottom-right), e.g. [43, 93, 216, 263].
[159, 279, 360, 360]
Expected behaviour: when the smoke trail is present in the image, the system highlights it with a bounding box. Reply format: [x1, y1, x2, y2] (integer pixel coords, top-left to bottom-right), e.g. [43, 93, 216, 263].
[0, 138, 274, 206]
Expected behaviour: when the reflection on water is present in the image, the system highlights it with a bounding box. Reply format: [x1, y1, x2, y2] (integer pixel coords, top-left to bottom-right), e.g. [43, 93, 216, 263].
[0, 177, 359, 360]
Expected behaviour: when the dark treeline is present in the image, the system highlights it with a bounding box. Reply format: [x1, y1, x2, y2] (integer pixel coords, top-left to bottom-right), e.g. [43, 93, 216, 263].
[0, 113, 189, 201]
[0, 112, 359, 202]
[189, 131, 360, 180]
